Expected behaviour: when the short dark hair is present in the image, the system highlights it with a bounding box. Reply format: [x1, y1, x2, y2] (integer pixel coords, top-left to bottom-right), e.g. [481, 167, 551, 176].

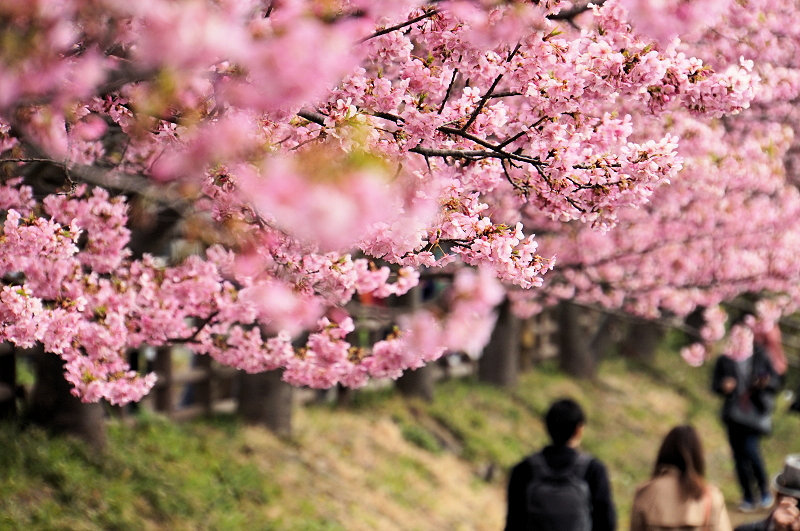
[653, 425, 706, 500]
[545, 398, 586, 446]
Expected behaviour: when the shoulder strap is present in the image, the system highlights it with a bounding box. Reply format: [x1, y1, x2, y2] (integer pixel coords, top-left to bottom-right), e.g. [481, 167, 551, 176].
[526, 452, 549, 474]
[527, 451, 592, 478]
[572, 452, 592, 478]
[702, 488, 712, 528]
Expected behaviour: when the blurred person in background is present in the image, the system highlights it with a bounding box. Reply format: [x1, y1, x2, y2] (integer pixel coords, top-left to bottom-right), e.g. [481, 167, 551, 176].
[712, 313, 784, 512]
[505, 397, 616, 531]
[630, 424, 731, 530]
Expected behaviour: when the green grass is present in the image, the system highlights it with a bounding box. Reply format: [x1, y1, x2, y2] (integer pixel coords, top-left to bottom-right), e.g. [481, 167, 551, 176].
[2, 344, 800, 529]
[0, 413, 285, 530]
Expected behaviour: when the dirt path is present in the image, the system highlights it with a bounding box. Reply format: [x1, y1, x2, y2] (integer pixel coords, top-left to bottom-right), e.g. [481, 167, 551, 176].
[727, 502, 771, 527]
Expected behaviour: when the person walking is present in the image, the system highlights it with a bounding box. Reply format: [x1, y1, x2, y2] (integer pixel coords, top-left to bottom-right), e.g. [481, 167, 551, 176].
[712, 315, 783, 512]
[630, 425, 732, 531]
[505, 397, 616, 531]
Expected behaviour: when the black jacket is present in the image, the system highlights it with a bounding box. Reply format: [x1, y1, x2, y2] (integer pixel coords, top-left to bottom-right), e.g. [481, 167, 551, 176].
[505, 445, 617, 531]
[712, 345, 781, 433]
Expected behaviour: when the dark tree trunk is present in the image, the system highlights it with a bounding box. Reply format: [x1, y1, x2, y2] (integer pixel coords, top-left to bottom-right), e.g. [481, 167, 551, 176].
[620, 318, 665, 361]
[478, 297, 521, 387]
[192, 354, 214, 415]
[26, 347, 106, 450]
[0, 342, 17, 420]
[152, 346, 174, 415]
[236, 369, 293, 437]
[396, 364, 435, 401]
[683, 306, 706, 346]
[518, 317, 538, 372]
[557, 301, 595, 378]
[395, 284, 437, 400]
[588, 312, 625, 361]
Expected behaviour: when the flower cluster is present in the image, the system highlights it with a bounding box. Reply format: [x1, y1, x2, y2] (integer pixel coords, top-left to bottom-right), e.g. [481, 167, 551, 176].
[0, 0, 789, 402]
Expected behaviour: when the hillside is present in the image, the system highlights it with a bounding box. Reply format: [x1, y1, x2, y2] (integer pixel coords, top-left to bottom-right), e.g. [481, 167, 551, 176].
[2, 348, 799, 530]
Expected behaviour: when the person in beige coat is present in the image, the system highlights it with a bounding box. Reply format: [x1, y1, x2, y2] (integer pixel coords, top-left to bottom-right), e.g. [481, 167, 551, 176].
[631, 425, 732, 531]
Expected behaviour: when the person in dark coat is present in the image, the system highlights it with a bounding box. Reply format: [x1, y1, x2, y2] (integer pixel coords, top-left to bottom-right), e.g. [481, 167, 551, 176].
[712, 317, 782, 512]
[505, 398, 617, 531]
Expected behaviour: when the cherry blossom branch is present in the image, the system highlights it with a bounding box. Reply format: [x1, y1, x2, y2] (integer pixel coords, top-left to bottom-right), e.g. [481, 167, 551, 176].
[167, 311, 220, 344]
[437, 125, 544, 166]
[359, 8, 440, 42]
[496, 118, 549, 150]
[1, 157, 189, 210]
[489, 91, 523, 99]
[409, 147, 496, 159]
[598, 272, 797, 296]
[296, 110, 327, 126]
[460, 74, 503, 132]
[562, 220, 791, 272]
[296, 108, 546, 169]
[438, 68, 460, 114]
[501, 159, 528, 194]
[547, 0, 606, 22]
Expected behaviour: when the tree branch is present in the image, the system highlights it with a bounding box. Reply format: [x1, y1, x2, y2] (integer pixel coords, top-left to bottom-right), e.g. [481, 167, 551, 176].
[547, 0, 605, 21]
[1, 156, 190, 211]
[297, 110, 327, 126]
[460, 74, 503, 133]
[438, 68, 459, 114]
[166, 311, 220, 344]
[359, 8, 439, 43]
[409, 147, 495, 159]
[437, 125, 543, 166]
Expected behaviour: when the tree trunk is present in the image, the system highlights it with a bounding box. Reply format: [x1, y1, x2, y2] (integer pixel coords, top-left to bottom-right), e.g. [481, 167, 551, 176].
[478, 297, 521, 387]
[0, 342, 17, 420]
[683, 306, 706, 346]
[518, 317, 538, 372]
[26, 347, 106, 450]
[620, 318, 664, 361]
[236, 369, 293, 437]
[396, 364, 435, 401]
[152, 346, 175, 416]
[588, 312, 623, 361]
[395, 283, 437, 400]
[557, 301, 595, 378]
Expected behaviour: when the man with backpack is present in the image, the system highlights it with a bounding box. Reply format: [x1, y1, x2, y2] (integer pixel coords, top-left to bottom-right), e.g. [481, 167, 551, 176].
[505, 398, 617, 531]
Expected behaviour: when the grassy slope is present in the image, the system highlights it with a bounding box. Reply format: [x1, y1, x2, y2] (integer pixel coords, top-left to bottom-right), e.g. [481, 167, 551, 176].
[2, 348, 799, 530]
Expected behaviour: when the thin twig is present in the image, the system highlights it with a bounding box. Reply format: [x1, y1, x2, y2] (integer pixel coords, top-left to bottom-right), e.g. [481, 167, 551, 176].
[496, 130, 528, 150]
[496, 117, 548, 150]
[507, 42, 523, 63]
[460, 74, 503, 132]
[166, 311, 220, 344]
[489, 91, 523, 99]
[438, 68, 459, 114]
[501, 159, 527, 194]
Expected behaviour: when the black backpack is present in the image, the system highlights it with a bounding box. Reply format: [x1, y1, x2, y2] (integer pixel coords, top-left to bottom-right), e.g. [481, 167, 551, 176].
[525, 452, 592, 531]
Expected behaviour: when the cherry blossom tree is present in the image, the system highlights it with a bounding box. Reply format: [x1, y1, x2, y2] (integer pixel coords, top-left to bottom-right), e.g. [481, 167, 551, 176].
[0, 0, 767, 421]
[512, 0, 800, 371]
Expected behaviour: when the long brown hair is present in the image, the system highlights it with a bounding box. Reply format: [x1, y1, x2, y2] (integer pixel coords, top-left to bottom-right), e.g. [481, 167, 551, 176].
[652, 425, 707, 500]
